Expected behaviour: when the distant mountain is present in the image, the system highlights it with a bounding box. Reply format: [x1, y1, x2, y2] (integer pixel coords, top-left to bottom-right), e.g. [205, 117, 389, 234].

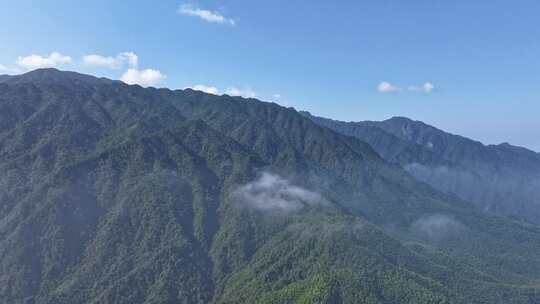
[0, 75, 11, 83]
[2, 69, 540, 303]
[302, 111, 540, 223]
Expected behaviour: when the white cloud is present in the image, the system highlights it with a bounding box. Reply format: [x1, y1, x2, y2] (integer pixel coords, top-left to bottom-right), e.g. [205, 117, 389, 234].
[119, 52, 138, 67]
[189, 84, 220, 95]
[408, 82, 435, 93]
[378, 81, 436, 93]
[184, 84, 258, 98]
[16, 52, 72, 70]
[232, 172, 329, 213]
[411, 214, 465, 240]
[225, 87, 257, 98]
[83, 54, 121, 69]
[178, 4, 235, 25]
[85, 52, 161, 87]
[377, 81, 402, 93]
[83, 52, 138, 69]
[120, 68, 166, 87]
[0, 64, 21, 75]
[270, 93, 292, 107]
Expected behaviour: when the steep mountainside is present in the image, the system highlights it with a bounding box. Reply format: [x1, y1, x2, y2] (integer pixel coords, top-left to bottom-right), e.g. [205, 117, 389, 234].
[302, 111, 540, 223]
[1, 69, 540, 304]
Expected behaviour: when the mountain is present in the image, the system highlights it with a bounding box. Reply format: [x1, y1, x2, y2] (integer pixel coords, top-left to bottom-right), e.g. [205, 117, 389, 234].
[0, 75, 11, 83]
[302, 111, 540, 224]
[2, 69, 540, 303]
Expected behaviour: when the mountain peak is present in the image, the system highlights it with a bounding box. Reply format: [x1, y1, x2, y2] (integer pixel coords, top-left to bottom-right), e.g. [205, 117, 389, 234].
[388, 116, 413, 122]
[4, 68, 115, 86]
[386, 116, 422, 127]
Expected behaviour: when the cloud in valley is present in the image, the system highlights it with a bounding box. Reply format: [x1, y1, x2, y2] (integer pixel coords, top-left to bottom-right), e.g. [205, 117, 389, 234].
[411, 214, 466, 239]
[232, 172, 329, 213]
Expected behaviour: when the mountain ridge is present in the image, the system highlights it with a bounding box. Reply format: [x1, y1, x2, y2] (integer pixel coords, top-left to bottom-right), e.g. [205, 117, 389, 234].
[302, 111, 540, 223]
[2, 69, 540, 303]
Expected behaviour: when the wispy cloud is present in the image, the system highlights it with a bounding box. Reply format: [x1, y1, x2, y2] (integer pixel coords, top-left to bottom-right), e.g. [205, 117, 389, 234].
[232, 172, 329, 213]
[119, 52, 138, 67]
[83, 52, 138, 69]
[411, 214, 465, 240]
[178, 3, 235, 25]
[225, 87, 256, 98]
[7, 51, 163, 86]
[378, 81, 436, 93]
[188, 84, 220, 95]
[121, 68, 166, 87]
[0, 64, 21, 75]
[84, 52, 163, 87]
[186, 85, 257, 98]
[16, 52, 72, 70]
[408, 82, 435, 93]
[377, 81, 402, 93]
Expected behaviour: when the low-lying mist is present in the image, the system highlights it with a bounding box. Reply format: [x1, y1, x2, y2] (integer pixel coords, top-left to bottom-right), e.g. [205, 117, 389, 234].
[232, 172, 329, 213]
[411, 214, 466, 240]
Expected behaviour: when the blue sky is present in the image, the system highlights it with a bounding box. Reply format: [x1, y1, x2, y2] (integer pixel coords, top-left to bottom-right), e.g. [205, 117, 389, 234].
[1, 0, 539, 151]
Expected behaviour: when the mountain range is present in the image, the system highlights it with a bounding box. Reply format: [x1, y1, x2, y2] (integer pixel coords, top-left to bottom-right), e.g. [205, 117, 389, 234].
[1, 69, 540, 303]
[301, 112, 540, 224]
